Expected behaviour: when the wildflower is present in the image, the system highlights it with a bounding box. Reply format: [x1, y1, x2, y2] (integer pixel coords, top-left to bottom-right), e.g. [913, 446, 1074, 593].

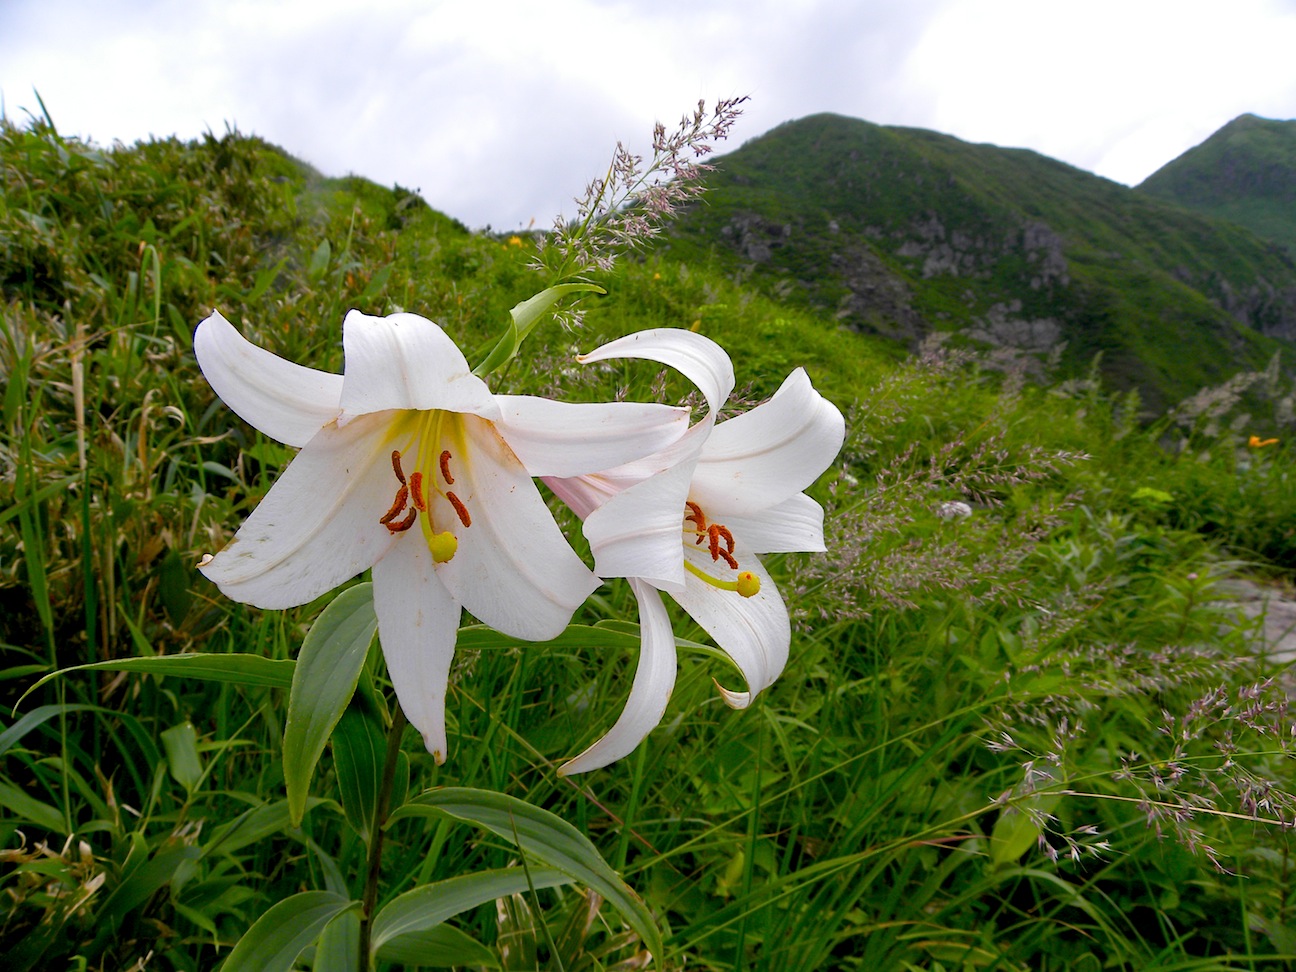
[1248, 435, 1279, 448]
[544, 329, 845, 773]
[194, 309, 690, 762]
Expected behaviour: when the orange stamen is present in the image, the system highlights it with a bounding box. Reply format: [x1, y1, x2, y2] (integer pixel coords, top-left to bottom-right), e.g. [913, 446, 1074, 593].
[447, 491, 472, 528]
[708, 524, 738, 568]
[386, 507, 418, 533]
[380, 484, 409, 524]
[391, 450, 406, 484]
[685, 500, 706, 531]
[409, 472, 427, 511]
[439, 450, 455, 484]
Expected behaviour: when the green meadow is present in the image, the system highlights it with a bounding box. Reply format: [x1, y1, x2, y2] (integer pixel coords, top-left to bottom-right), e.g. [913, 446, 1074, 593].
[4, 116, 1296, 970]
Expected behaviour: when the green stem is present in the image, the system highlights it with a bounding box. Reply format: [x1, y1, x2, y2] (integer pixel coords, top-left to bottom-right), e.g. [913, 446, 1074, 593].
[359, 700, 408, 971]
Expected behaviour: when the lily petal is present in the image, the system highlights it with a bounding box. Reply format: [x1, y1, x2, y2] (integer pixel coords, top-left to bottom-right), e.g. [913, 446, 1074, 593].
[494, 396, 690, 478]
[690, 369, 845, 515]
[199, 411, 400, 609]
[579, 328, 735, 415]
[338, 311, 502, 423]
[670, 550, 789, 709]
[581, 458, 699, 592]
[193, 311, 342, 448]
[434, 414, 598, 640]
[373, 537, 461, 763]
[558, 579, 676, 775]
[723, 494, 827, 554]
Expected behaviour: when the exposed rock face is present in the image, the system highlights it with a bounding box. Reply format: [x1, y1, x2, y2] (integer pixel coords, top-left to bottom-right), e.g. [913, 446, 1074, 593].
[719, 209, 1076, 356]
[1022, 221, 1070, 289]
[1209, 276, 1296, 342]
[720, 214, 793, 264]
[896, 215, 994, 278]
[829, 245, 926, 343]
[965, 300, 1063, 353]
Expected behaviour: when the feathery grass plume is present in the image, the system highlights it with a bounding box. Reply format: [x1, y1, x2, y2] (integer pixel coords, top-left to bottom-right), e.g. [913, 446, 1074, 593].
[531, 97, 748, 328]
[986, 548, 1296, 872]
[1167, 352, 1285, 446]
[795, 343, 1086, 620]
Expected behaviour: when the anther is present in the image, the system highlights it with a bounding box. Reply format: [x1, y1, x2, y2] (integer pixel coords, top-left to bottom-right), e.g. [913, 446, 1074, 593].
[380, 484, 409, 524]
[685, 500, 707, 532]
[439, 450, 455, 485]
[447, 491, 472, 528]
[409, 472, 427, 511]
[386, 507, 418, 533]
[391, 450, 407, 484]
[708, 524, 738, 569]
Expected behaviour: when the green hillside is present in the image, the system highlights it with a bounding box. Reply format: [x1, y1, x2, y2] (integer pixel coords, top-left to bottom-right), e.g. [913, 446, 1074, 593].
[1138, 113, 1296, 254]
[667, 113, 1296, 409]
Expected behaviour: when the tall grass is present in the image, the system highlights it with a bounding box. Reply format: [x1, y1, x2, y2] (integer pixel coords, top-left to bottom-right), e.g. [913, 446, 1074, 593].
[3, 118, 1296, 969]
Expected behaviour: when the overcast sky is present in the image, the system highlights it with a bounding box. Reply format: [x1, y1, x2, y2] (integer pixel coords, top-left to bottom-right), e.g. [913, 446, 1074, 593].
[4, 0, 1295, 231]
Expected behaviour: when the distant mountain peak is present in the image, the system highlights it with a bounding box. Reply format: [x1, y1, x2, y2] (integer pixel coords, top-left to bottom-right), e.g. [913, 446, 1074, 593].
[1137, 114, 1296, 251]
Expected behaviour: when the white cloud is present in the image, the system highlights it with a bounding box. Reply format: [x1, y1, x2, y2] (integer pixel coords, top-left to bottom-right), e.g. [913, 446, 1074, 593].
[2, 0, 1294, 225]
[904, 0, 1296, 184]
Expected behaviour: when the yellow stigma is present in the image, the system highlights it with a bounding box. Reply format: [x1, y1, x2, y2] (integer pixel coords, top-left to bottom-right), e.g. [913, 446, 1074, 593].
[429, 530, 458, 564]
[685, 561, 761, 598]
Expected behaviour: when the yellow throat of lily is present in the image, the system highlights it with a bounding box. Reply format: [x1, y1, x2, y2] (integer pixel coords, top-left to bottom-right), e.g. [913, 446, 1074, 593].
[380, 412, 474, 563]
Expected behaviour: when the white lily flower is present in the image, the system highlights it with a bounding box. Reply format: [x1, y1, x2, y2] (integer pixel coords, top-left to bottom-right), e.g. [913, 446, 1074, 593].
[544, 329, 846, 774]
[194, 309, 690, 763]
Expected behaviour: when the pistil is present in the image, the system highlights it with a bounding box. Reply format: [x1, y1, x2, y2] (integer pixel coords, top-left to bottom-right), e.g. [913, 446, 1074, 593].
[685, 561, 761, 597]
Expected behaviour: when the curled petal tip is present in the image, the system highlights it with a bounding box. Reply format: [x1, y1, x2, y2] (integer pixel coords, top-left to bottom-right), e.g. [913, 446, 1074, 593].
[714, 678, 752, 709]
[197, 553, 214, 569]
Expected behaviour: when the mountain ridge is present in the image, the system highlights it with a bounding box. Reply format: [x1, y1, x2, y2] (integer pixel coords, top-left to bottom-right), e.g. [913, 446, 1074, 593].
[666, 112, 1296, 409]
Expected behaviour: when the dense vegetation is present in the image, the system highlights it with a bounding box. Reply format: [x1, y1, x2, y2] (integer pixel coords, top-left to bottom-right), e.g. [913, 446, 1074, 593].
[3, 115, 1296, 970]
[666, 113, 1296, 411]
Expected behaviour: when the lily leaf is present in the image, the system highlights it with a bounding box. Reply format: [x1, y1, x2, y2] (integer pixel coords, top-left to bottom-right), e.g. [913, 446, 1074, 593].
[314, 909, 361, 972]
[378, 923, 500, 969]
[372, 866, 570, 958]
[473, 283, 604, 376]
[389, 787, 662, 963]
[221, 891, 358, 972]
[332, 699, 387, 841]
[283, 583, 378, 826]
[17, 654, 295, 708]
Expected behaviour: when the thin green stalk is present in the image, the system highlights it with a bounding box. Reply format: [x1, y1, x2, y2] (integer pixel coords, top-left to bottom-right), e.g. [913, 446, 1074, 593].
[359, 700, 408, 972]
[731, 710, 764, 968]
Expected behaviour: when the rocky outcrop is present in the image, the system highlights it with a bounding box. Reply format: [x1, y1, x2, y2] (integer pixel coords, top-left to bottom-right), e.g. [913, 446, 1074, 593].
[829, 245, 926, 343]
[719, 214, 793, 264]
[965, 300, 1063, 354]
[1209, 276, 1296, 342]
[1022, 221, 1070, 289]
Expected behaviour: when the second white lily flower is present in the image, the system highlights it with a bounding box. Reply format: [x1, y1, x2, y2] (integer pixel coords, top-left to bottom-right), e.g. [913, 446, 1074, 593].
[544, 329, 846, 774]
